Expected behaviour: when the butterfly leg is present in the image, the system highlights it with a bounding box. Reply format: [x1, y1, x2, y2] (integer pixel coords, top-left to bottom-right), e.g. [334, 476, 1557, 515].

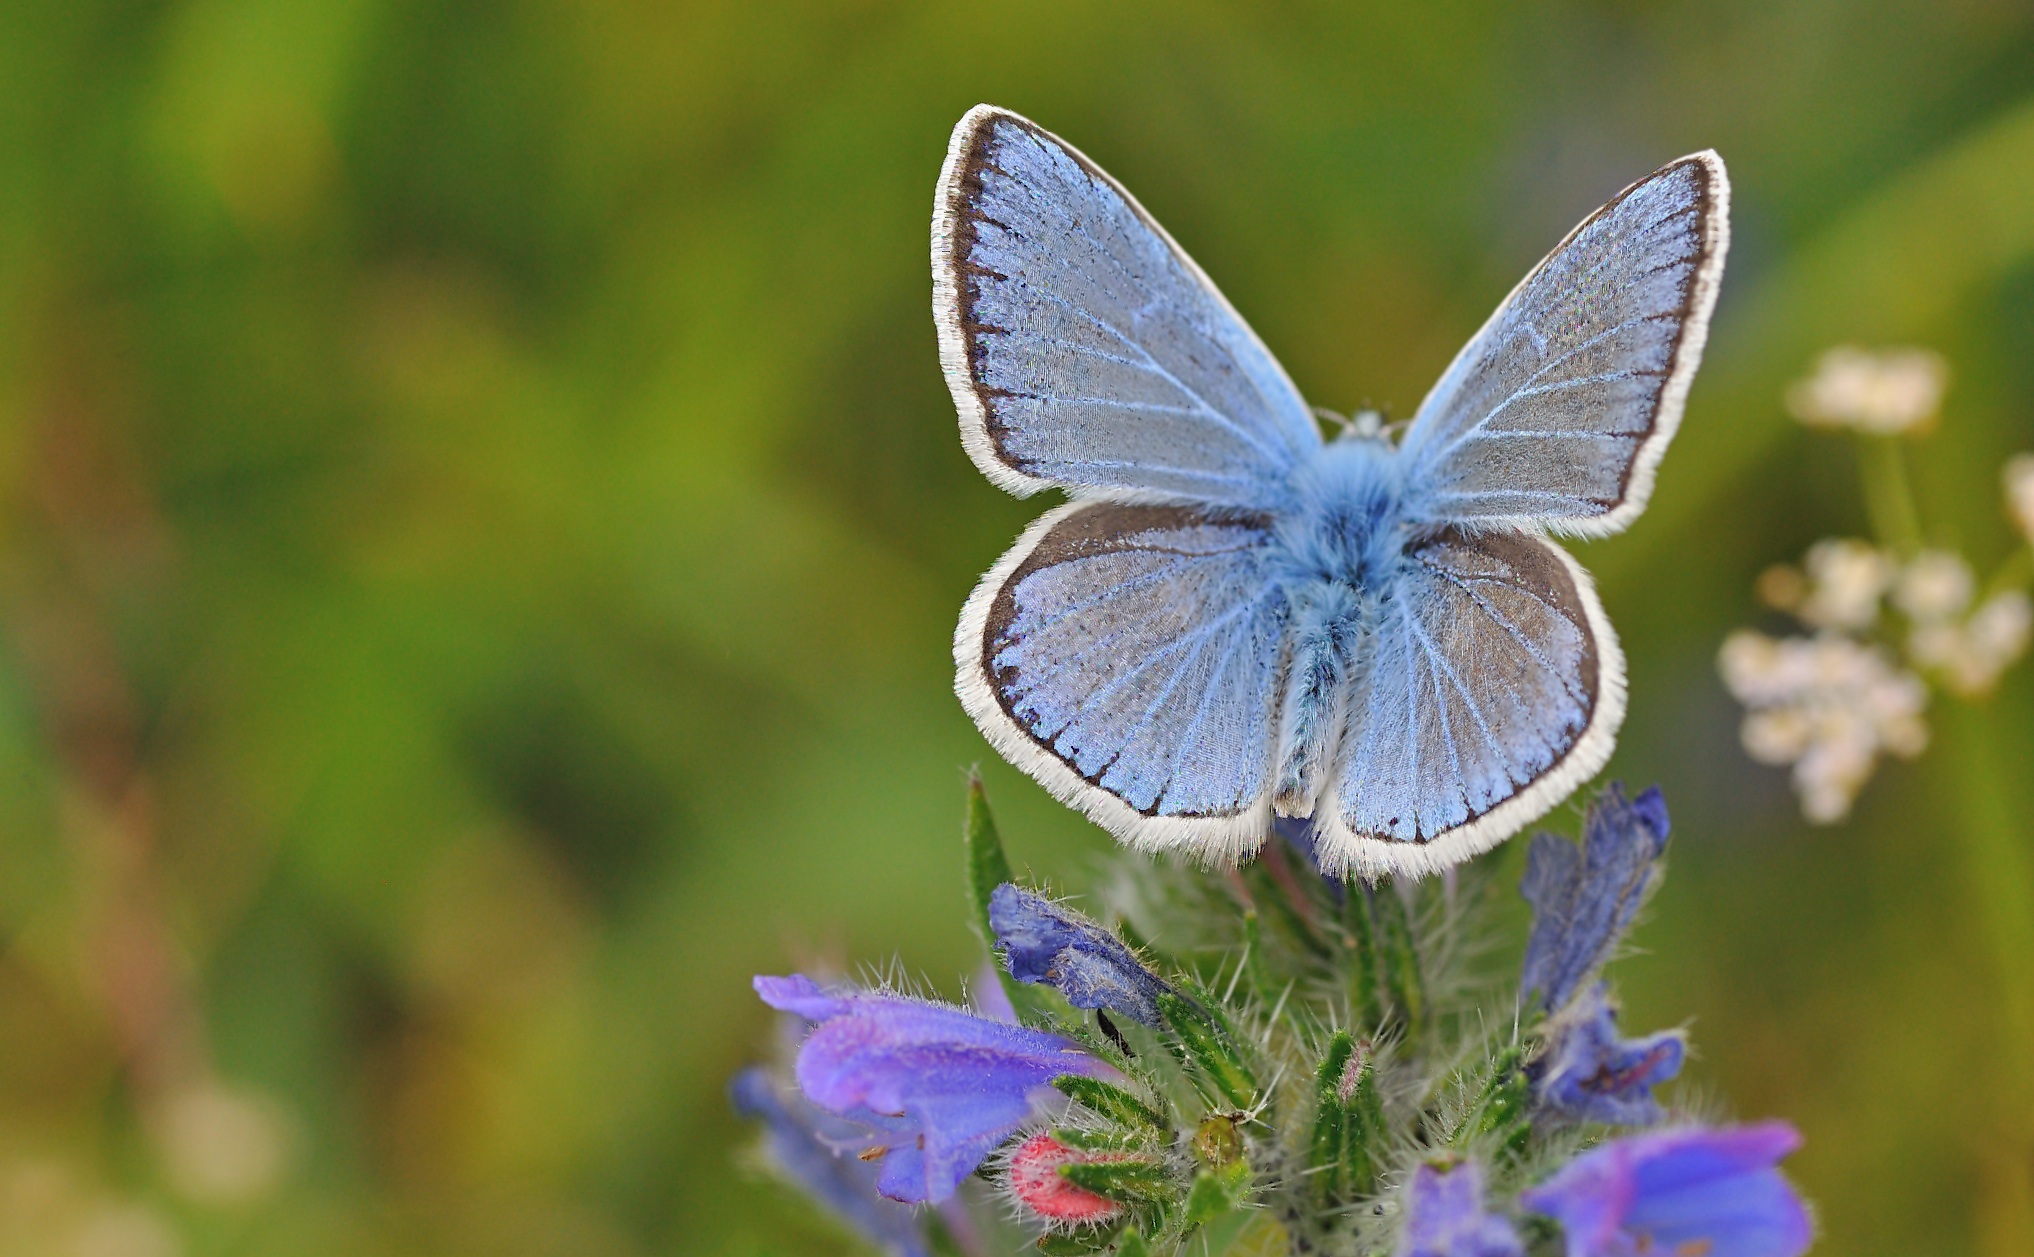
[1274, 579, 1362, 818]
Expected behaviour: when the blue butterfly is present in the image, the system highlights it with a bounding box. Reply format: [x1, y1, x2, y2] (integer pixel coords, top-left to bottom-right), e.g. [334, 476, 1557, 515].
[936, 106, 1729, 879]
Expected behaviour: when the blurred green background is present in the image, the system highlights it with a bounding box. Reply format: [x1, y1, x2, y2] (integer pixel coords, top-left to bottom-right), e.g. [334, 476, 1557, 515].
[3, 2, 2034, 1254]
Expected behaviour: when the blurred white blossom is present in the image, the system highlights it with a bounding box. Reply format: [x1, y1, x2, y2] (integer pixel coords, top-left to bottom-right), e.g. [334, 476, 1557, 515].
[1908, 591, 2033, 697]
[1890, 550, 1975, 624]
[1719, 630, 1928, 823]
[1770, 538, 1895, 630]
[151, 1082, 293, 1206]
[2006, 453, 2034, 544]
[1785, 346, 1947, 435]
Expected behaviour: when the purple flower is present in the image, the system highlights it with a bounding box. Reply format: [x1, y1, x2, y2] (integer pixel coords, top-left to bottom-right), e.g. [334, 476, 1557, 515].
[988, 884, 1171, 1026]
[1519, 1122, 1813, 1257]
[754, 974, 1114, 1203]
[1400, 1159, 1523, 1257]
[1533, 985, 1684, 1126]
[1521, 785, 1671, 1013]
[729, 1068, 931, 1257]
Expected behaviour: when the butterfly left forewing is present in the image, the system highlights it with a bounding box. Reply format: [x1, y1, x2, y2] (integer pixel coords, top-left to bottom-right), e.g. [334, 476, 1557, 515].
[956, 502, 1288, 862]
[1313, 528, 1624, 880]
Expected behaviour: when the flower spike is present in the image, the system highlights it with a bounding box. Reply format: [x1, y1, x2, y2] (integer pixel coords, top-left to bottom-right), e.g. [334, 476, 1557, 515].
[1520, 784, 1671, 1014]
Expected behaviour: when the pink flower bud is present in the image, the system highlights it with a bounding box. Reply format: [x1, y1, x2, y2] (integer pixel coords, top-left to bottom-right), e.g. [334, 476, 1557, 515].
[1006, 1132, 1150, 1225]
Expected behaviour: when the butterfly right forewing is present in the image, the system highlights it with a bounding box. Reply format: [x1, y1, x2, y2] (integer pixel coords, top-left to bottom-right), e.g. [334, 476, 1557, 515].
[933, 106, 1322, 509]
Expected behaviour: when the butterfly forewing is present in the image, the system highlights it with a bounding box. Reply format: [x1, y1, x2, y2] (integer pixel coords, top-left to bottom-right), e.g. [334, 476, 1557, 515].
[1398, 154, 1729, 537]
[1315, 529, 1623, 880]
[933, 106, 1321, 509]
[956, 502, 1287, 861]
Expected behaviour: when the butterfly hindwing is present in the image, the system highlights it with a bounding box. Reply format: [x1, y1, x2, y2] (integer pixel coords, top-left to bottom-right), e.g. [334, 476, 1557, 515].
[933, 106, 1321, 509]
[1314, 528, 1625, 879]
[956, 502, 1288, 861]
[1398, 153, 1729, 536]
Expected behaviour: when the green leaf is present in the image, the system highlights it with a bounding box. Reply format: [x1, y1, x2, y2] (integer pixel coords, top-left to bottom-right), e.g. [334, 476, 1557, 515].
[1470, 1043, 1532, 1156]
[964, 772, 1050, 1023]
[1158, 991, 1259, 1111]
[1309, 1031, 1382, 1201]
[1340, 884, 1386, 1032]
[1113, 1231, 1151, 1257]
[1184, 1169, 1238, 1227]
[1054, 1074, 1171, 1133]
[1060, 1158, 1174, 1204]
[1371, 879, 1425, 1038]
[1240, 910, 1283, 1008]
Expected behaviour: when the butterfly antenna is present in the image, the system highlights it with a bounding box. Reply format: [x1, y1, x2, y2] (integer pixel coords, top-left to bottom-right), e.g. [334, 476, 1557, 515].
[1312, 405, 1352, 435]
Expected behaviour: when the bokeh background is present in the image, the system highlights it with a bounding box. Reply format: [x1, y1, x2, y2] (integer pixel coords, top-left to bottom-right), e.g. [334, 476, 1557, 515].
[3, 2, 2034, 1254]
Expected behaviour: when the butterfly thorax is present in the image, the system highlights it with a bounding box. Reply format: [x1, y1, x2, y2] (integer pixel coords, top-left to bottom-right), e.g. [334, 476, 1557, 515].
[1274, 435, 1408, 593]
[1268, 435, 1409, 818]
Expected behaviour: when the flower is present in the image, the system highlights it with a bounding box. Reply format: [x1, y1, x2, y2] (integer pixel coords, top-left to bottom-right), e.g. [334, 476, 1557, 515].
[1890, 550, 1974, 624]
[1908, 590, 2033, 697]
[1005, 1131, 1163, 1226]
[1795, 539, 1894, 631]
[1519, 1122, 1812, 1257]
[754, 974, 1114, 1203]
[1532, 985, 1684, 1127]
[1718, 630, 1927, 822]
[1785, 345, 1946, 435]
[1520, 785, 1671, 1014]
[729, 1068, 932, 1257]
[2004, 453, 2034, 543]
[990, 884, 1171, 1026]
[1399, 1159, 1523, 1257]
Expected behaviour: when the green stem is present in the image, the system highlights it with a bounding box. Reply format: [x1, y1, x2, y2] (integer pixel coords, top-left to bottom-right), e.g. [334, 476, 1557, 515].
[1856, 434, 1925, 555]
[1984, 545, 2034, 601]
[1943, 699, 2034, 1251]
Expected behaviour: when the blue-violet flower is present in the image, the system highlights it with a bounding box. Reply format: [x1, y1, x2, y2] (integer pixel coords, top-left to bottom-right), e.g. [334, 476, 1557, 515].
[989, 883, 1171, 1026]
[729, 1067, 931, 1257]
[1521, 784, 1671, 1013]
[1400, 1159, 1524, 1257]
[1519, 1121, 1813, 1257]
[1532, 984, 1684, 1127]
[754, 974, 1113, 1203]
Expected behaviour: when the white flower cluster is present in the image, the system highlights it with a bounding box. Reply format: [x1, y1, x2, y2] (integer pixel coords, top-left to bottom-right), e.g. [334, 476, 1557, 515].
[1729, 532, 2034, 821]
[1720, 630, 1927, 823]
[1785, 346, 1948, 435]
[1733, 349, 2034, 824]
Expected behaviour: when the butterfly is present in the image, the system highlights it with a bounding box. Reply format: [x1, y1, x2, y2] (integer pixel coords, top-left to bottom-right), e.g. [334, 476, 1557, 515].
[935, 105, 1728, 880]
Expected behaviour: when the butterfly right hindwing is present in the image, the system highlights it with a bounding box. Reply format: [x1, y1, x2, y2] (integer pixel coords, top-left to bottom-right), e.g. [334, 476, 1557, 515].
[955, 501, 1288, 863]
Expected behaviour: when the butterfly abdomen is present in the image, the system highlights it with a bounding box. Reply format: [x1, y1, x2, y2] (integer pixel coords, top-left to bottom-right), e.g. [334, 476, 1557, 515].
[1273, 579, 1362, 817]
[1270, 437, 1410, 817]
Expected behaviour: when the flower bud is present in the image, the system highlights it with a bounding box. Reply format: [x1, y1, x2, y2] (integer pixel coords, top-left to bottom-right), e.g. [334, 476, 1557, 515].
[1006, 1132, 1167, 1226]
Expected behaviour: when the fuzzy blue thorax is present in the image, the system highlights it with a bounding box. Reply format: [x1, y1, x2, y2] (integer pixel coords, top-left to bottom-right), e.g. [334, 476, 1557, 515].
[1273, 433, 1410, 597]
[1269, 434, 1409, 816]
